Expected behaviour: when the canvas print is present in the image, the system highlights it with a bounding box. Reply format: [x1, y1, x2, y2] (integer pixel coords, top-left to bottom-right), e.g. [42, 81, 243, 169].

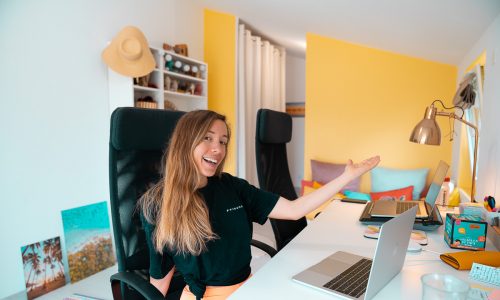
[21, 236, 66, 299]
[61, 201, 115, 283]
[286, 102, 305, 117]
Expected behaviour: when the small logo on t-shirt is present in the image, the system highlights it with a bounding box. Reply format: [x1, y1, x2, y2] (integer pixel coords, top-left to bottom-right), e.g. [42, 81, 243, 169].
[226, 205, 243, 213]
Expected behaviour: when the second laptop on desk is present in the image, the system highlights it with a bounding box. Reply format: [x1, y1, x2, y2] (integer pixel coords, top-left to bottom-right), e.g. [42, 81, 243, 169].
[368, 160, 449, 219]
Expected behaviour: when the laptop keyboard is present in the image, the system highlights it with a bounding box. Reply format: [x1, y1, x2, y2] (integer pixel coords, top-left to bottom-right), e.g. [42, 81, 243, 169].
[396, 201, 420, 215]
[323, 258, 372, 298]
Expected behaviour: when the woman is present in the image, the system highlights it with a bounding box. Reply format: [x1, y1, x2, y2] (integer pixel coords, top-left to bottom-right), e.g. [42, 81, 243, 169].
[140, 110, 380, 299]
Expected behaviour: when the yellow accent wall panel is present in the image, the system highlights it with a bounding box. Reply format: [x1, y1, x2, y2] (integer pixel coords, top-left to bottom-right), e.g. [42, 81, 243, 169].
[305, 33, 457, 192]
[204, 9, 237, 174]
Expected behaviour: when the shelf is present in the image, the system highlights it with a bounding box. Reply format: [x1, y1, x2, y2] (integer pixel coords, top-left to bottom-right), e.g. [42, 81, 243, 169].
[164, 90, 206, 100]
[109, 45, 207, 113]
[134, 85, 160, 92]
[164, 70, 206, 82]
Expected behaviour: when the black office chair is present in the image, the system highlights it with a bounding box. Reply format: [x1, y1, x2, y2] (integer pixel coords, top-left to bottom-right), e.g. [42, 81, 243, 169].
[109, 107, 277, 300]
[109, 107, 186, 300]
[255, 108, 307, 251]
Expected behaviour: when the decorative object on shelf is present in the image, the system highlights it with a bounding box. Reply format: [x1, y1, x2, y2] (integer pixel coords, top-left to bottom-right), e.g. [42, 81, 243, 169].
[191, 65, 200, 78]
[171, 79, 179, 92]
[162, 42, 172, 51]
[61, 201, 115, 283]
[199, 64, 206, 79]
[194, 83, 203, 96]
[187, 83, 195, 95]
[173, 60, 183, 73]
[102, 26, 155, 77]
[164, 75, 171, 91]
[164, 99, 177, 111]
[173, 44, 188, 56]
[136, 96, 158, 109]
[164, 54, 174, 71]
[134, 73, 150, 87]
[409, 99, 479, 202]
[21, 236, 66, 299]
[183, 64, 191, 74]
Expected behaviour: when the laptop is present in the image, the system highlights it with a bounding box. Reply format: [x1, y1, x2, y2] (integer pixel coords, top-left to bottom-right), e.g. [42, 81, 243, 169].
[368, 160, 449, 219]
[292, 206, 417, 300]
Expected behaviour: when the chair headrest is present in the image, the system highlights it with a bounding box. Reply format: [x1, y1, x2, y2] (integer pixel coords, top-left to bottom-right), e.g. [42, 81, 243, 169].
[110, 107, 185, 151]
[257, 109, 292, 144]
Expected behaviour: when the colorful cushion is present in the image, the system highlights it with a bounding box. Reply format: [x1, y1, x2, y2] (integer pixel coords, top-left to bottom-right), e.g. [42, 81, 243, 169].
[370, 186, 414, 202]
[344, 190, 371, 201]
[371, 167, 428, 200]
[311, 160, 361, 192]
[300, 180, 323, 196]
[300, 180, 314, 196]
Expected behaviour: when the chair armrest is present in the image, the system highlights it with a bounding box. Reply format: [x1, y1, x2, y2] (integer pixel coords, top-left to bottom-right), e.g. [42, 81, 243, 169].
[111, 271, 165, 300]
[251, 239, 277, 257]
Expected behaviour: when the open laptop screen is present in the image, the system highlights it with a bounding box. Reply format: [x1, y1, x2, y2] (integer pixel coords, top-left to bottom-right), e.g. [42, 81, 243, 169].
[424, 160, 449, 206]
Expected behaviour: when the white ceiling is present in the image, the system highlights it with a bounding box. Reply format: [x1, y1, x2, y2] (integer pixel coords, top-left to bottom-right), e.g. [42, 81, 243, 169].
[197, 0, 500, 65]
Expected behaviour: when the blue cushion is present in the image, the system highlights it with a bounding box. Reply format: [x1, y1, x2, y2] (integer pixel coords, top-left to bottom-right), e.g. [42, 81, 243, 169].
[371, 167, 429, 200]
[344, 190, 371, 201]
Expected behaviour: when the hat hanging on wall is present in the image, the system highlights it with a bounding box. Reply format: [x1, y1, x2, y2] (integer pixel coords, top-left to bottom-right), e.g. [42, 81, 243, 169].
[102, 26, 155, 77]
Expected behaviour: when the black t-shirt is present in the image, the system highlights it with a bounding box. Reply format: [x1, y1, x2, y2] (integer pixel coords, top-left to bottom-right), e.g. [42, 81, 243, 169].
[143, 173, 280, 298]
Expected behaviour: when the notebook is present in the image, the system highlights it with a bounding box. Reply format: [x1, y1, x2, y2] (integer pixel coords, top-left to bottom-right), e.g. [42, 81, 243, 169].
[368, 160, 449, 219]
[292, 206, 417, 300]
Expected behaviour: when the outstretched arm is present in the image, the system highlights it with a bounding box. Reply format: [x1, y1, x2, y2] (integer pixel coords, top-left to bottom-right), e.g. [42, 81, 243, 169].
[268, 156, 380, 220]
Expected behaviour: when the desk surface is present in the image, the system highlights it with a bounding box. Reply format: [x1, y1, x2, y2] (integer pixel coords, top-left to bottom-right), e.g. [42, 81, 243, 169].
[231, 201, 496, 299]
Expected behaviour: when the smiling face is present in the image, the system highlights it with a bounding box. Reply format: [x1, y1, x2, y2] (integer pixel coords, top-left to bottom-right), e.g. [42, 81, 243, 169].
[193, 119, 228, 182]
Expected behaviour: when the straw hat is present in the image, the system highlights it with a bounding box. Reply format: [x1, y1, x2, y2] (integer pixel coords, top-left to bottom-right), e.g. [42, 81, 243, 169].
[102, 26, 155, 77]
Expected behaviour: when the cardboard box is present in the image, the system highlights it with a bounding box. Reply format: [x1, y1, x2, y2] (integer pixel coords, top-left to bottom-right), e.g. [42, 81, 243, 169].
[444, 214, 487, 250]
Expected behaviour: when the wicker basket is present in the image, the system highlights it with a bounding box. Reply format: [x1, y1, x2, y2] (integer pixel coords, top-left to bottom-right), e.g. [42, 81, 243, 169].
[136, 99, 158, 109]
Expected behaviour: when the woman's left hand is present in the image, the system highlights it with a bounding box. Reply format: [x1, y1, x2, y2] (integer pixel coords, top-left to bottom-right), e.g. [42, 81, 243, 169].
[344, 155, 380, 179]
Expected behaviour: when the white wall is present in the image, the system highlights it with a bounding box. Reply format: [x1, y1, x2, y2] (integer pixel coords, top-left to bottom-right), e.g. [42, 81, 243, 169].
[285, 54, 306, 188]
[0, 0, 204, 297]
[454, 13, 500, 201]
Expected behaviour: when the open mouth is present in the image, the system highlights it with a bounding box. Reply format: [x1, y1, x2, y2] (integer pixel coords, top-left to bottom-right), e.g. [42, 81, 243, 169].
[203, 156, 218, 166]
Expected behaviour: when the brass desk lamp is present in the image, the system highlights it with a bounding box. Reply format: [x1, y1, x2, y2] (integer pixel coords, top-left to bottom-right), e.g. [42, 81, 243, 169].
[409, 100, 478, 202]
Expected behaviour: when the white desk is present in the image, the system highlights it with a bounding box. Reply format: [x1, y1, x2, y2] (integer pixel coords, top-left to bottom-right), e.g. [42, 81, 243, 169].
[231, 201, 497, 299]
[40, 265, 117, 300]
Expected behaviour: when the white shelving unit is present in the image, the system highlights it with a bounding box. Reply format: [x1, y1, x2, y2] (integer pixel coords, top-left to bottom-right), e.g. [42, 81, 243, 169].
[108, 46, 208, 113]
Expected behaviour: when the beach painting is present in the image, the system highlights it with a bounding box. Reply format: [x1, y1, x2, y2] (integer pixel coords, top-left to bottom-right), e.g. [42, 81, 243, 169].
[61, 201, 115, 283]
[21, 236, 66, 299]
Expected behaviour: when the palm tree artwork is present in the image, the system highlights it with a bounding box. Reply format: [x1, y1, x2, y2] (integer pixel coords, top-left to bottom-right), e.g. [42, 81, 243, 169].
[21, 237, 66, 299]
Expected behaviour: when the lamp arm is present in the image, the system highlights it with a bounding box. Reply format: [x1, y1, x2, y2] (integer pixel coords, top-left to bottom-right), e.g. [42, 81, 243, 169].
[436, 112, 478, 202]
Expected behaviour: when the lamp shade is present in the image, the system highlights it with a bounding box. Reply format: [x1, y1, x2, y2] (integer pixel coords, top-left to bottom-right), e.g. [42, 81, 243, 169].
[409, 105, 441, 145]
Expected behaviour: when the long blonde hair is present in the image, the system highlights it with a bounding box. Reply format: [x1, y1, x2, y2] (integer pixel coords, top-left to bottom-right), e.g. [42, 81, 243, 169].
[140, 110, 230, 256]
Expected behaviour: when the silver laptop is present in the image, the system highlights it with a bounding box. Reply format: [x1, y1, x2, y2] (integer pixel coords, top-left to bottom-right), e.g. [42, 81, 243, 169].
[369, 160, 449, 219]
[292, 206, 417, 300]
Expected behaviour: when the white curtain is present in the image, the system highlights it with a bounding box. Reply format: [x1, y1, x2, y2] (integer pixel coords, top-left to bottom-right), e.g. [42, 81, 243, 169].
[237, 24, 286, 186]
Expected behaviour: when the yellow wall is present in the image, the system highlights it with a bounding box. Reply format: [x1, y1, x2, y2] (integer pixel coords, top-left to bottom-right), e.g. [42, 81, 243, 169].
[204, 9, 237, 174]
[305, 33, 457, 192]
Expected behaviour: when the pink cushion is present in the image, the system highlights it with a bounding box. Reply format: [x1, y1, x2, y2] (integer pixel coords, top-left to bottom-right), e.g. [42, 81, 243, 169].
[370, 186, 414, 202]
[311, 160, 361, 192]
